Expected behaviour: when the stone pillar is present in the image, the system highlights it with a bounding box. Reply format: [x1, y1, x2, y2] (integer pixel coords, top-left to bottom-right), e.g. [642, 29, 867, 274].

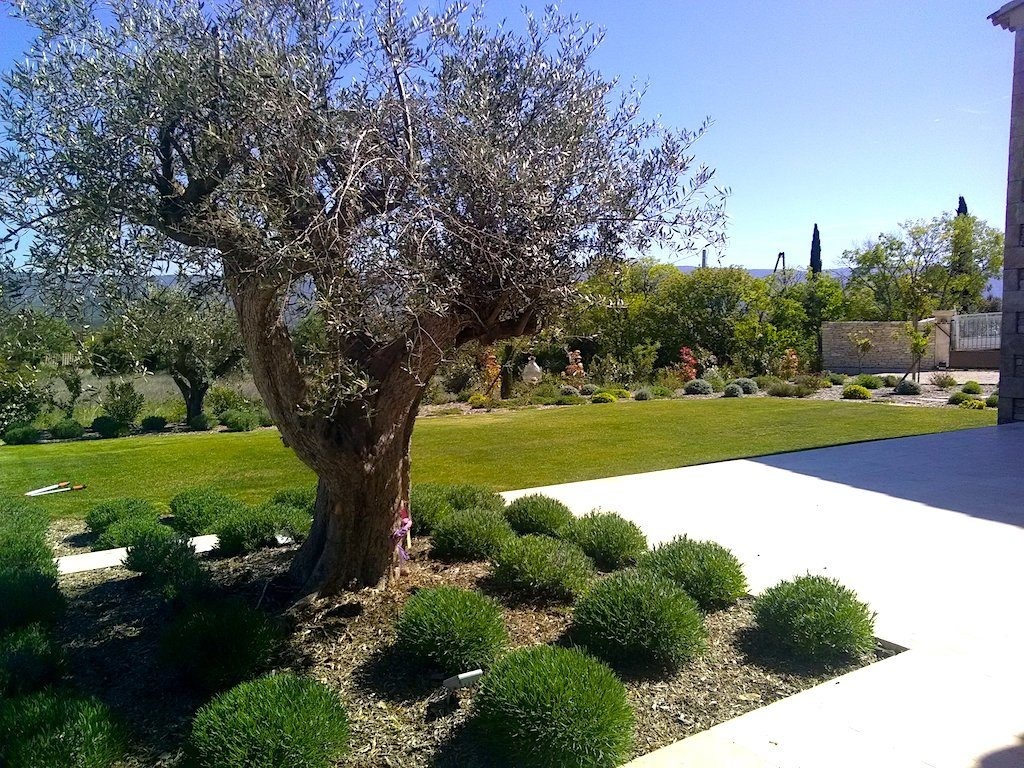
[932, 310, 954, 369]
[991, 3, 1024, 423]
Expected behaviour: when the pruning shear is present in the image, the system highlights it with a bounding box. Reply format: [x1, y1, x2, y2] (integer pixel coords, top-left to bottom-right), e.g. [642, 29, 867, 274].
[25, 482, 87, 497]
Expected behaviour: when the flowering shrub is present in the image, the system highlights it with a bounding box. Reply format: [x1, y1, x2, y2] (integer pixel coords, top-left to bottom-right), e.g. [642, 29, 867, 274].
[677, 346, 698, 382]
[778, 348, 800, 379]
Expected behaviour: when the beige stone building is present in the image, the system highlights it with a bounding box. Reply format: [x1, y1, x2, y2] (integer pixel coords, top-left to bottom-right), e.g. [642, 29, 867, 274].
[992, 1, 1024, 422]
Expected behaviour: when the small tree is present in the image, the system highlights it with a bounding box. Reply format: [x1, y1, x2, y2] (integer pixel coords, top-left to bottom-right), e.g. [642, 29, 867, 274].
[809, 224, 822, 277]
[847, 330, 874, 372]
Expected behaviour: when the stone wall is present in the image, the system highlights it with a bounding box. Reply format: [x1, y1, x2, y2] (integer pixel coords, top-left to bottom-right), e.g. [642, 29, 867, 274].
[822, 321, 936, 374]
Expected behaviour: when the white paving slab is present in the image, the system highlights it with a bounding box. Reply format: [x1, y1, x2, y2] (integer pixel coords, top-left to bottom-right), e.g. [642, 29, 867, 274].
[503, 423, 1024, 768]
[56, 534, 219, 574]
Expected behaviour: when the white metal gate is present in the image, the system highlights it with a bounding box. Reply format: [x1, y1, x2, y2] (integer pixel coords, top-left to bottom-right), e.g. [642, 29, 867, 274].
[951, 313, 1001, 351]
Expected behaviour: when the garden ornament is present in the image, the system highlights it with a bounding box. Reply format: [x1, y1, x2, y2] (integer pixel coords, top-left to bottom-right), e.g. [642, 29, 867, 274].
[391, 502, 413, 579]
[522, 355, 543, 384]
[25, 482, 87, 496]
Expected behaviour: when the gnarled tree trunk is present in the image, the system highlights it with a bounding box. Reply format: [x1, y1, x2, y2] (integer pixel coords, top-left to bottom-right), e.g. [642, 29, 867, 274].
[171, 375, 209, 422]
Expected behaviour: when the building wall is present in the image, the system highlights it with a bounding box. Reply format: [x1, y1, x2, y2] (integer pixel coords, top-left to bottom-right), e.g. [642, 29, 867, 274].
[822, 321, 936, 373]
[1000, 28, 1024, 423]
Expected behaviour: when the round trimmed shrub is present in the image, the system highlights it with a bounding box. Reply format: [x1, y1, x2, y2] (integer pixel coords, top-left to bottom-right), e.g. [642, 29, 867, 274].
[160, 599, 282, 692]
[826, 371, 847, 385]
[591, 392, 615, 404]
[396, 587, 507, 673]
[0, 502, 54, 573]
[468, 393, 491, 409]
[2, 424, 41, 445]
[214, 502, 311, 556]
[0, 570, 65, 631]
[220, 408, 259, 432]
[842, 384, 872, 400]
[0, 624, 62, 696]
[188, 673, 349, 768]
[443, 483, 505, 512]
[580, 383, 600, 396]
[561, 385, 581, 397]
[572, 569, 705, 670]
[0, 690, 125, 768]
[410, 483, 455, 534]
[986, 392, 999, 408]
[961, 380, 982, 395]
[90, 415, 129, 438]
[722, 383, 743, 398]
[683, 378, 713, 395]
[491, 535, 594, 601]
[85, 497, 160, 535]
[649, 385, 673, 398]
[894, 379, 921, 395]
[49, 419, 85, 440]
[768, 381, 813, 398]
[633, 388, 651, 401]
[94, 514, 172, 551]
[853, 373, 883, 390]
[960, 398, 986, 410]
[474, 645, 634, 768]
[504, 493, 574, 537]
[270, 486, 317, 515]
[560, 511, 647, 571]
[948, 391, 982, 406]
[189, 412, 218, 431]
[430, 508, 514, 561]
[754, 574, 875, 662]
[607, 387, 631, 399]
[881, 374, 899, 387]
[639, 536, 747, 610]
[125, 533, 211, 601]
[140, 415, 168, 432]
[170, 486, 245, 537]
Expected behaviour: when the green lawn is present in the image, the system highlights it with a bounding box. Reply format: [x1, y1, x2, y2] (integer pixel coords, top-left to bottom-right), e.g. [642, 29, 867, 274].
[0, 399, 994, 519]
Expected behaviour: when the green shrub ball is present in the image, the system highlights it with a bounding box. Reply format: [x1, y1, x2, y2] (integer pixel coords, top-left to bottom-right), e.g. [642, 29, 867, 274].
[396, 587, 507, 673]
[683, 378, 713, 395]
[188, 673, 350, 768]
[591, 392, 616, 403]
[160, 599, 282, 692]
[842, 384, 872, 400]
[170, 486, 245, 537]
[2, 424, 41, 445]
[853, 373, 883, 390]
[85, 497, 160, 535]
[730, 377, 759, 394]
[722, 383, 743, 398]
[572, 569, 705, 671]
[948, 391, 982, 406]
[430, 508, 514, 561]
[0, 690, 126, 768]
[50, 419, 85, 439]
[754, 574, 876, 662]
[894, 379, 921, 395]
[94, 515, 172, 551]
[492, 535, 594, 601]
[140, 415, 168, 432]
[474, 645, 634, 768]
[639, 536, 747, 610]
[0, 570, 66, 631]
[504, 493, 574, 536]
[125, 533, 211, 602]
[214, 502, 311, 555]
[0, 624, 63, 696]
[986, 393, 999, 408]
[410, 483, 456, 534]
[561, 511, 647, 571]
[90, 415, 129, 439]
[961, 380, 982, 395]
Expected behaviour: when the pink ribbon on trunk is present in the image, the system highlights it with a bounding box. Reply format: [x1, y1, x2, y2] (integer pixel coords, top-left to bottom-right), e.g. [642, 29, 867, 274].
[392, 503, 412, 561]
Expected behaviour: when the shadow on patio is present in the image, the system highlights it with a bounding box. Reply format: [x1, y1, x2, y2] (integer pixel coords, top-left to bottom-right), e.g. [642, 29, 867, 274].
[752, 423, 1024, 529]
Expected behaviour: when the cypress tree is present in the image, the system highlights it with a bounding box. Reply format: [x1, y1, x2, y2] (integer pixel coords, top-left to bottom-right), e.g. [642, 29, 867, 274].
[810, 224, 822, 277]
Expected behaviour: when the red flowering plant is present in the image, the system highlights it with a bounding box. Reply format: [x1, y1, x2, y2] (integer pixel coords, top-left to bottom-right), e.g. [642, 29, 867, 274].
[677, 346, 698, 382]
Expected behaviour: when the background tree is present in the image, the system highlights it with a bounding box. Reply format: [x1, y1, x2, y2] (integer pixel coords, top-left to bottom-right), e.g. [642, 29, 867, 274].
[842, 213, 1002, 322]
[809, 223, 822, 277]
[0, 0, 725, 594]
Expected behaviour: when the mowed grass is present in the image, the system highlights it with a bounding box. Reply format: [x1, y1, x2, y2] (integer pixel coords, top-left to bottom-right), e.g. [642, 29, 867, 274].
[0, 399, 994, 519]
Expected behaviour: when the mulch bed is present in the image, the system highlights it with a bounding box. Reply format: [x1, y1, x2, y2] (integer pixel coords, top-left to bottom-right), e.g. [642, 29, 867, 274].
[55, 537, 895, 767]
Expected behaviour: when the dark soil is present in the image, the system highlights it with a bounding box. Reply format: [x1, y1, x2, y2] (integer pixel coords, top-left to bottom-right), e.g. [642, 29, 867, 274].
[54, 539, 895, 767]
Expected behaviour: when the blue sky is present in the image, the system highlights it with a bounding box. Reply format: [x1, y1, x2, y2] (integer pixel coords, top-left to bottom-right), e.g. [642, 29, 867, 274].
[1, 1, 1016, 270]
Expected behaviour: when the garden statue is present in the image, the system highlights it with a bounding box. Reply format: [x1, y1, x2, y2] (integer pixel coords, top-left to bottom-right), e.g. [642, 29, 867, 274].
[522, 356, 543, 385]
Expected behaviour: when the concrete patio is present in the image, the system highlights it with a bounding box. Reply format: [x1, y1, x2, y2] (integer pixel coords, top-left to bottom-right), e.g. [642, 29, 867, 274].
[506, 423, 1024, 768]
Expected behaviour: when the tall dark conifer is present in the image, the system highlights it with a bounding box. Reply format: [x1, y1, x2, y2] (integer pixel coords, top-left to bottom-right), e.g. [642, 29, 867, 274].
[810, 224, 822, 277]
[956, 196, 969, 217]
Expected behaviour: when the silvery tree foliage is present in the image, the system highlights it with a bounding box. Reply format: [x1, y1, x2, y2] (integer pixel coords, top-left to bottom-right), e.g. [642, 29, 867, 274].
[0, 0, 726, 592]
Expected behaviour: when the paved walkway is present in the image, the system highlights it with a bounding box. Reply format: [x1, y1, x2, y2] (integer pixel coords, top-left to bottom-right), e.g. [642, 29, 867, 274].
[505, 423, 1024, 768]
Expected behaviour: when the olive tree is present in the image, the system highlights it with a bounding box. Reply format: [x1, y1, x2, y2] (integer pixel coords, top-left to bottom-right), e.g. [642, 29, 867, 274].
[0, 0, 726, 594]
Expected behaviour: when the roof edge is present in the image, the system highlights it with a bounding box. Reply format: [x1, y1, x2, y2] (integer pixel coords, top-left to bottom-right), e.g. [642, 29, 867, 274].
[991, 0, 1024, 30]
